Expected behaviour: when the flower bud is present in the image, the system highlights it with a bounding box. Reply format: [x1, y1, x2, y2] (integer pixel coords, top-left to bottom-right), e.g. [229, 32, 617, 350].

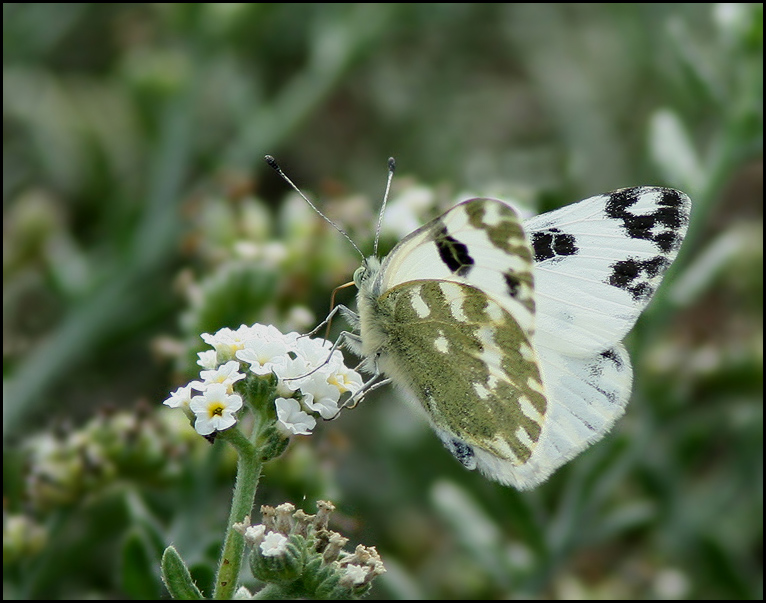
[257, 423, 290, 462]
[260, 505, 277, 532]
[274, 503, 295, 534]
[249, 533, 303, 585]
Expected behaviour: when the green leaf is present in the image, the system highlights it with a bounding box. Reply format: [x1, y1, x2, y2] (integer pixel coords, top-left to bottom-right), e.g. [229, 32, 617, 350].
[161, 546, 204, 600]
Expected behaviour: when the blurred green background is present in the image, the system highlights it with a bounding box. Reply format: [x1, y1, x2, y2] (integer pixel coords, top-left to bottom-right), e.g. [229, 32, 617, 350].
[3, 3, 762, 600]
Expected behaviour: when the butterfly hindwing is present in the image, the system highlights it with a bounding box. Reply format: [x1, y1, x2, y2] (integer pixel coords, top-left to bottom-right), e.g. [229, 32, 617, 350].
[518, 342, 634, 484]
[371, 279, 547, 470]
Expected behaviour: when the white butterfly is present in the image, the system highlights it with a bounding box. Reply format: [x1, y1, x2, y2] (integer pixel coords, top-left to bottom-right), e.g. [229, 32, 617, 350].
[266, 157, 691, 490]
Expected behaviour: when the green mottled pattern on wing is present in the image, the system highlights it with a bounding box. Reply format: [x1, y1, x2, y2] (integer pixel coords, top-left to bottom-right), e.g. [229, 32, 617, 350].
[378, 280, 546, 464]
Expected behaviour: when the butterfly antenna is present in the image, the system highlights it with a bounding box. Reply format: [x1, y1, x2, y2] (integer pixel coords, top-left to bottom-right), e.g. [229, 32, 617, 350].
[373, 157, 396, 257]
[264, 155, 365, 260]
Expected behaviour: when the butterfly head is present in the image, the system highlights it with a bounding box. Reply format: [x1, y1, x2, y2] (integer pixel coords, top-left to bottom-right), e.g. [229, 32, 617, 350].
[353, 257, 382, 292]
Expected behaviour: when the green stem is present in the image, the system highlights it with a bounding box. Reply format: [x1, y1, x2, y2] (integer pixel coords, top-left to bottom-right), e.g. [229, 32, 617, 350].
[212, 426, 262, 600]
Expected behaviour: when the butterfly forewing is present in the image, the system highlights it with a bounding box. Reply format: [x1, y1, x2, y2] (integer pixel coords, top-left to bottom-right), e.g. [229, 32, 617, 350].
[378, 198, 536, 334]
[526, 187, 691, 355]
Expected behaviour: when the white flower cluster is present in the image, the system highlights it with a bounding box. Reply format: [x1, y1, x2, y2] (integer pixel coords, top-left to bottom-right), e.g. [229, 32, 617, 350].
[163, 324, 364, 437]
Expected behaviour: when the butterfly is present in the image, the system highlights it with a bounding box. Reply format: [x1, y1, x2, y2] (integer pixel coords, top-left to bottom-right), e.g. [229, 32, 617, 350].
[265, 156, 692, 490]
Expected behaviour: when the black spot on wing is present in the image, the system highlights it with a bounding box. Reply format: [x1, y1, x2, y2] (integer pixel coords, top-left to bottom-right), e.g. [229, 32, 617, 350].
[586, 347, 629, 404]
[599, 347, 624, 370]
[504, 272, 521, 298]
[605, 187, 688, 254]
[531, 228, 578, 262]
[447, 439, 476, 468]
[434, 224, 474, 276]
[608, 256, 670, 302]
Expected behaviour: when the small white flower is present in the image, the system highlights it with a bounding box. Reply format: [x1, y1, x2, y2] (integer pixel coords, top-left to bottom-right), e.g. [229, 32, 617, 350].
[196, 349, 219, 369]
[163, 384, 195, 409]
[236, 338, 290, 376]
[293, 336, 337, 368]
[188, 379, 207, 392]
[189, 382, 243, 436]
[275, 397, 316, 435]
[239, 323, 293, 343]
[260, 531, 288, 557]
[343, 564, 368, 585]
[201, 327, 242, 360]
[201, 324, 273, 361]
[327, 364, 364, 396]
[271, 354, 313, 396]
[199, 360, 247, 391]
[301, 378, 341, 420]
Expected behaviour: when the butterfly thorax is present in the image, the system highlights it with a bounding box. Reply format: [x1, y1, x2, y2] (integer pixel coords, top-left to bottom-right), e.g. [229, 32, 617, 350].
[353, 256, 392, 372]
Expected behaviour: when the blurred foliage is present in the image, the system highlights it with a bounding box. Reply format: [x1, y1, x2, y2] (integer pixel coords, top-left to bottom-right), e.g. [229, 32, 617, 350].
[3, 3, 762, 600]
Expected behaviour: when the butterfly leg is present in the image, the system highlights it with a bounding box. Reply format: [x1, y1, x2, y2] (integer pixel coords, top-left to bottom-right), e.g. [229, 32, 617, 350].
[283, 326, 360, 386]
[301, 304, 354, 339]
[342, 375, 392, 410]
[339, 349, 391, 410]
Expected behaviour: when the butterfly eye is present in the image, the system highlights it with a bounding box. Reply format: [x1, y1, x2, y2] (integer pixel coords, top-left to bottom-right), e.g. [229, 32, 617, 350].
[353, 266, 366, 289]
